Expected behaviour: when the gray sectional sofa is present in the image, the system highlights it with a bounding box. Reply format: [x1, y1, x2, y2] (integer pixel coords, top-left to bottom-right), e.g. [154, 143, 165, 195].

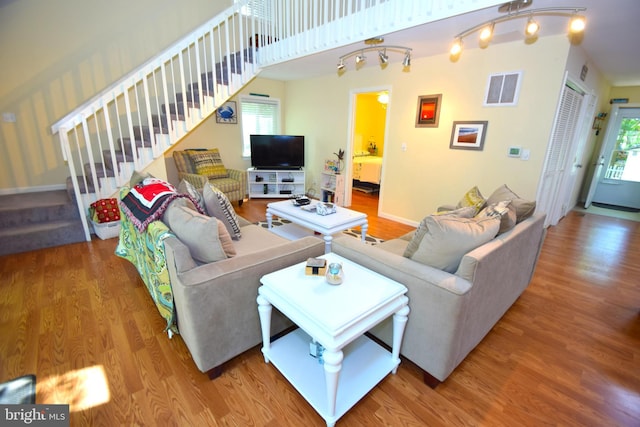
[332, 187, 546, 386]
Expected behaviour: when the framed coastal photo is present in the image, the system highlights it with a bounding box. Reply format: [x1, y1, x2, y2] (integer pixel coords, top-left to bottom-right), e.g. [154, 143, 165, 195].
[450, 121, 488, 151]
[415, 94, 442, 128]
[216, 101, 237, 124]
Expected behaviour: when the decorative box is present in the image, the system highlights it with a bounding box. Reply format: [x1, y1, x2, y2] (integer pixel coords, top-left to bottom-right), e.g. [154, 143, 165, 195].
[305, 257, 327, 276]
[316, 202, 336, 216]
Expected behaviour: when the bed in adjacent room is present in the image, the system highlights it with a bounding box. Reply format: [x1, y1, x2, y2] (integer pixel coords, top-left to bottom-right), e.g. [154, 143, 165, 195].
[352, 153, 382, 193]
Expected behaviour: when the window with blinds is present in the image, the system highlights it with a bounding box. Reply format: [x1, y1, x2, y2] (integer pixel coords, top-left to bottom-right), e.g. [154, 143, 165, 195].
[240, 96, 281, 157]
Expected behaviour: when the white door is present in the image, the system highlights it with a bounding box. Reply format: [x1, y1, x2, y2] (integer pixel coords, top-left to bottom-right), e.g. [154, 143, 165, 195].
[588, 106, 640, 209]
[536, 80, 586, 226]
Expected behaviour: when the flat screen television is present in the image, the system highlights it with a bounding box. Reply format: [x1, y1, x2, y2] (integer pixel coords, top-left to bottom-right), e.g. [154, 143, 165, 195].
[250, 134, 305, 170]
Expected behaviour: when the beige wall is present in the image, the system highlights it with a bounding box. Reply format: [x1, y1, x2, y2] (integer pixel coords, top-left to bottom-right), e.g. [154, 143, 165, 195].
[0, 0, 230, 192]
[285, 35, 572, 224]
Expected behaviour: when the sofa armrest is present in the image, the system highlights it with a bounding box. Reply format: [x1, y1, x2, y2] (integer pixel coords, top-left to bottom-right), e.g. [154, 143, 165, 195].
[177, 172, 208, 190]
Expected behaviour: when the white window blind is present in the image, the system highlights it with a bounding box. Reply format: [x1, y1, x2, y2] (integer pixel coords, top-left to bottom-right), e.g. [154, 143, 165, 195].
[240, 96, 281, 156]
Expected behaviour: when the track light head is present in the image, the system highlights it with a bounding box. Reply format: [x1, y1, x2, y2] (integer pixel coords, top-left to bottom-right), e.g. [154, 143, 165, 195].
[450, 38, 463, 56]
[479, 22, 495, 42]
[355, 51, 366, 64]
[525, 17, 540, 37]
[569, 15, 586, 34]
[337, 59, 345, 71]
[378, 49, 389, 65]
[402, 51, 411, 68]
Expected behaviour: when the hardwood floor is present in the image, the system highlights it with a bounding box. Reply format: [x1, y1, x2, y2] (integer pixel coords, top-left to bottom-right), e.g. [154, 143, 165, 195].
[0, 199, 638, 426]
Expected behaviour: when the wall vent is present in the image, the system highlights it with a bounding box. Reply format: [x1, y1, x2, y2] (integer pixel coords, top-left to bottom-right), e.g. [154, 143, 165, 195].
[484, 71, 523, 106]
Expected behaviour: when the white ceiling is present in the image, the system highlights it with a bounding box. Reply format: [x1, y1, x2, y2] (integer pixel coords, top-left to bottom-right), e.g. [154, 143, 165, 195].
[260, 0, 640, 87]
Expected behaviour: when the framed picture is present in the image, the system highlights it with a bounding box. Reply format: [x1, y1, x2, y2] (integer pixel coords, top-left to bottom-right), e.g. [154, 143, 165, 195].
[216, 101, 237, 124]
[449, 121, 488, 151]
[415, 94, 442, 128]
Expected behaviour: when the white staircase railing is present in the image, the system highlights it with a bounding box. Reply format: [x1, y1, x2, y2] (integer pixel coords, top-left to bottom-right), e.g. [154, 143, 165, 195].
[51, 0, 502, 241]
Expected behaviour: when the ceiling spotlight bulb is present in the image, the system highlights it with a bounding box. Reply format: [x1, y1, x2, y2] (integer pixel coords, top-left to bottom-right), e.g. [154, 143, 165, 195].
[569, 15, 586, 34]
[450, 38, 463, 56]
[337, 59, 345, 71]
[402, 51, 411, 67]
[355, 52, 366, 64]
[525, 17, 540, 37]
[479, 22, 494, 42]
[378, 49, 389, 65]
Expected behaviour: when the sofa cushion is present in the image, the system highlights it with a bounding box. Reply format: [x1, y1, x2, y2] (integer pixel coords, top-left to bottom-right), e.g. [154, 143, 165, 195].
[456, 186, 486, 215]
[411, 215, 500, 273]
[486, 184, 536, 223]
[203, 183, 242, 239]
[178, 179, 206, 213]
[164, 205, 234, 263]
[476, 200, 517, 234]
[403, 207, 476, 258]
[189, 149, 229, 180]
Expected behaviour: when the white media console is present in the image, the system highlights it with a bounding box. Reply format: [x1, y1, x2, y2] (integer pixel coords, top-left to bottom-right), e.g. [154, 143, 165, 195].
[247, 168, 305, 199]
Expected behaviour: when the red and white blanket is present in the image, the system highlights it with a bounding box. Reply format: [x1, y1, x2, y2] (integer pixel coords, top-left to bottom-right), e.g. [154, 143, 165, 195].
[120, 178, 203, 231]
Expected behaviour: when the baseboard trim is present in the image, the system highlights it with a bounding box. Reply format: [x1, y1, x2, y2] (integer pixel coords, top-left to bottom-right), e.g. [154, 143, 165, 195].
[0, 184, 66, 196]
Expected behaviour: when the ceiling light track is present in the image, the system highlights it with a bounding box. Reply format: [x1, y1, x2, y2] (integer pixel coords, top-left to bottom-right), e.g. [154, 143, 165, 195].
[451, 5, 586, 57]
[337, 45, 412, 72]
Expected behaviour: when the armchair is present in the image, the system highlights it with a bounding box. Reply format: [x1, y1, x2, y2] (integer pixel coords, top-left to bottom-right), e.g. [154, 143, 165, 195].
[173, 149, 247, 205]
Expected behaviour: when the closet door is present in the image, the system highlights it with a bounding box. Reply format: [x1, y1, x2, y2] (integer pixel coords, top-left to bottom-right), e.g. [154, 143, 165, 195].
[536, 81, 586, 226]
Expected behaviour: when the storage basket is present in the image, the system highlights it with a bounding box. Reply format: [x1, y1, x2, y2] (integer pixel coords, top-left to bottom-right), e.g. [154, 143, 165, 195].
[91, 219, 121, 240]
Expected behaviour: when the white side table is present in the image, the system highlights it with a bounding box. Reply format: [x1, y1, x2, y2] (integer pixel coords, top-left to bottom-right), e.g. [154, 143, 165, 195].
[257, 253, 409, 426]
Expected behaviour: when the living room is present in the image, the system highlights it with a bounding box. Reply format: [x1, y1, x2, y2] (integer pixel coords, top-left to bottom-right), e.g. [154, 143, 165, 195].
[1, 0, 639, 425]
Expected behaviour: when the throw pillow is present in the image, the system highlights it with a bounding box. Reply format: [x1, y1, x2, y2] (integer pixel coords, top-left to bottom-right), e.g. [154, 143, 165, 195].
[456, 186, 487, 215]
[403, 206, 476, 258]
[163, 205, 232, 263]
[486, 184, 536, 223]
[177, 179, 206, 214]
[476, 200, 517, 234]
[189, 149, 229, 180]
[203, 183, 242, 239]
[410, 215, 500, 273]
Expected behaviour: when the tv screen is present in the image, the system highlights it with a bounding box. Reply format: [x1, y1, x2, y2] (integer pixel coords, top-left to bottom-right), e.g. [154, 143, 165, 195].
[250, 135, 305, 170]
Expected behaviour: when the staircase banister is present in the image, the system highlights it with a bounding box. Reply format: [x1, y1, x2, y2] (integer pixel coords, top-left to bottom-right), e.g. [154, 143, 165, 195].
[51, 1, 255, 136]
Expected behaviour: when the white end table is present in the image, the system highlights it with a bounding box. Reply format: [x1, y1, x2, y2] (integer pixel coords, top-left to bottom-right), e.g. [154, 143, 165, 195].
[257, 253, 409, 427]
[266, 199, 367, 253]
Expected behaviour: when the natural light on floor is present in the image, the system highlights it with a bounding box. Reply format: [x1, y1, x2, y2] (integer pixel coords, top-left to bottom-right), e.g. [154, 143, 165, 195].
[37, 365, 110, 412]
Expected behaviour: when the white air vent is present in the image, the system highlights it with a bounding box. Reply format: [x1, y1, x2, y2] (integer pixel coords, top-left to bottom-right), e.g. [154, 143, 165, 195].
[484, 71, 522, 106]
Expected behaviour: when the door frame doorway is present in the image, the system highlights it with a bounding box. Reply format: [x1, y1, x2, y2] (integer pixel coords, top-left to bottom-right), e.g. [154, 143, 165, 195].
[584, 103, 640, 209]
[344, 85, 392, 208]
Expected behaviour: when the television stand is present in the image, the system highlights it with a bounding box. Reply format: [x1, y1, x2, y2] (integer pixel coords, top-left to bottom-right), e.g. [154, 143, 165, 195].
[248, 168, 305, 199]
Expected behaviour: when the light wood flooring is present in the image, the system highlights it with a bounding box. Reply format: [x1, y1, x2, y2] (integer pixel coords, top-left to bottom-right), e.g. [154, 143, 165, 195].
[0, 193, 638, 426]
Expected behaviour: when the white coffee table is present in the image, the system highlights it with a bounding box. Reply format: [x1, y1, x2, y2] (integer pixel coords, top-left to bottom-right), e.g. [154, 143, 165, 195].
[266, 199, 368, 253]
[257, 253, 409, 427]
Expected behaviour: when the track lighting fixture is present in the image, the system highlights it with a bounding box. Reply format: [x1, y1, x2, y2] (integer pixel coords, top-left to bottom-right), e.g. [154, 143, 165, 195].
[337, 37, 412, 72]
[402, 51, 411, 68]
[450, 0, 586, 58]
[525, 16, 540, 37]
[378, 49, 389, 65]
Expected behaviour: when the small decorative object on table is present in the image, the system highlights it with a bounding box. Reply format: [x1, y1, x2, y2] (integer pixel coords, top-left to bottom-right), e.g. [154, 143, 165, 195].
[316, 202, 336, 216]
[305, 257, 327, 276]
[325, 262, 344, 285]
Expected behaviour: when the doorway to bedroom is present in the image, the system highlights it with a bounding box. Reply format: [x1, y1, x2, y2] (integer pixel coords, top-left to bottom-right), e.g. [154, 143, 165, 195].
[345, 87, 390, 210]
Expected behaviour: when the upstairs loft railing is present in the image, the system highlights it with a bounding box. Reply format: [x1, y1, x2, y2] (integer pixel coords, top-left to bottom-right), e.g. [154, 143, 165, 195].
[51, 0, 502, 241]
